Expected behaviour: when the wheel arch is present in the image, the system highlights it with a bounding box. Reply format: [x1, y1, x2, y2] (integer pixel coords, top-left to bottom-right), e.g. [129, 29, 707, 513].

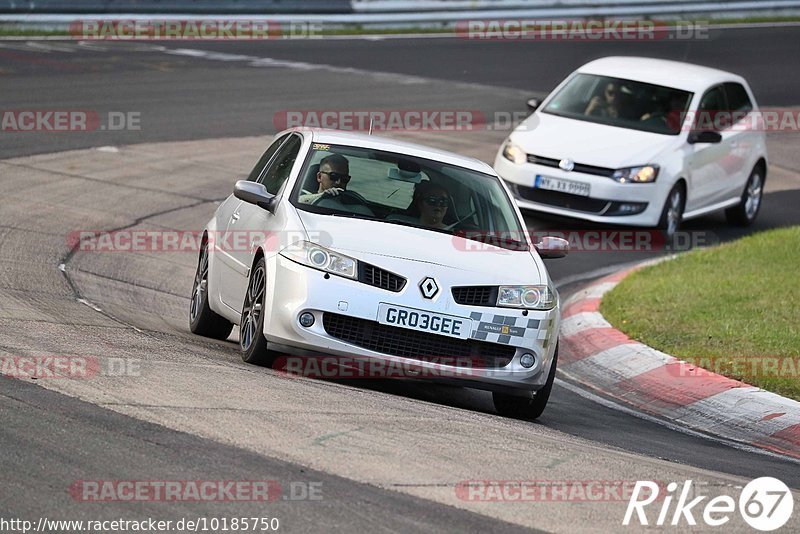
[673, 177, 688, 212]
[754, 158, 767, 181]
[247, 247, 267, 295]
[199, 230, 209, 259]
[251, 246, 265, 268]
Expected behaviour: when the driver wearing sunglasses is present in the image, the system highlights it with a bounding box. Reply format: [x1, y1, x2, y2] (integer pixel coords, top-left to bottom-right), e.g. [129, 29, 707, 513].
[413, 181, 451, 230]
[299, 154, 351, 204]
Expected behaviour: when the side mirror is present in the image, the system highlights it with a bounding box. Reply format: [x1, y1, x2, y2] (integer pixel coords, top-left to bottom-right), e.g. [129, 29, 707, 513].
[234, 180, 276, 212]
[535, 236, 569, 259]
[526, 98, 542, 114]
[688, 130, 722, 145]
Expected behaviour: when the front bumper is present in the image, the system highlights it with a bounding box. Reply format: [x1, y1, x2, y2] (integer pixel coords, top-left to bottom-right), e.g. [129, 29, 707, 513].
[494, 153, 666, 227]
[261, 255, 560, 393]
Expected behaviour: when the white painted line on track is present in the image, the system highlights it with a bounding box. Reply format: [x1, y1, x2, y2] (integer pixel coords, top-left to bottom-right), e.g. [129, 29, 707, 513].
[156, 46, 532, 94]
[23, 40, 76, 52]
[0, 41, 42, 51]
[76, 297, 104, 313]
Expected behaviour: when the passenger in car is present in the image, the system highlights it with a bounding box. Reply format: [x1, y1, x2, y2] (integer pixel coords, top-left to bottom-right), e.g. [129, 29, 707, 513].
[299, 154, 351, 204]
[640, 93, 690, 133]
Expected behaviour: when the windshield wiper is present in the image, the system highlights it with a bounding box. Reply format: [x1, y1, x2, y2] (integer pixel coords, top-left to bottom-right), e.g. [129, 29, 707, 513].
[299, 204, 361, 218]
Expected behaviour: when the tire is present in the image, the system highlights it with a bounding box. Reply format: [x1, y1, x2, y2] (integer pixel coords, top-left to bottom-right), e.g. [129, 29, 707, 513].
[239, 256, 278, 366]
[726, 166, 764, 227]
[189, 242, 234, 340]
[493, 344, 558, 420]
[657, 183, 685, 243]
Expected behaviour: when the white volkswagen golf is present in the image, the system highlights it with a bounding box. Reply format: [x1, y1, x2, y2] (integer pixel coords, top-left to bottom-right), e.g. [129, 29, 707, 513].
[495, 57, 768, 238]
[189, 129, 568, 419]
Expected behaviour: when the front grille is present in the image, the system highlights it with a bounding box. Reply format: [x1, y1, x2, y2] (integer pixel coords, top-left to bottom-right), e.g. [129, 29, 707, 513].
[452, 286, 497, 307]
[527, 154, 615, 178]
[516, 186, 610, 214]
[358, 263, 406, 292]
[322, 313, 514, 368]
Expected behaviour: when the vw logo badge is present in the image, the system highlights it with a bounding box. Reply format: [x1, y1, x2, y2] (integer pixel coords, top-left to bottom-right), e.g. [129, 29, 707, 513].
[559, 158, 575, 172]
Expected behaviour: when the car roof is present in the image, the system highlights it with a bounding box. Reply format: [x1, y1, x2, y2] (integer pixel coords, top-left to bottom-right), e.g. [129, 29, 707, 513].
[577, 56, 746, 93]
[288, 128, 495, 175]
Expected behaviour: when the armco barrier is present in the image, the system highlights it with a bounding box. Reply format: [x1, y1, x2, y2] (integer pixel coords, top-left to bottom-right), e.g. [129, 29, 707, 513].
[2, 0, 800, 27]
[0, 1, 353, 14]
[353, 0, 715, 12]
[350, 0, 800, 17]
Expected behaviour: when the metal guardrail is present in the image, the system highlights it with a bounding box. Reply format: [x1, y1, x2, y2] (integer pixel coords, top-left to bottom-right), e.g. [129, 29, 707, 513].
[0, 1, 352, 14]
[352, 0, 710, 12]
[348, 0, 800, 17]
[2, 0, 800, 27]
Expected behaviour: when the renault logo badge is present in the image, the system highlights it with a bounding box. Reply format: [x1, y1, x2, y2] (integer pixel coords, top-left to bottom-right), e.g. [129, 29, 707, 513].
[419, 277, 439, 299]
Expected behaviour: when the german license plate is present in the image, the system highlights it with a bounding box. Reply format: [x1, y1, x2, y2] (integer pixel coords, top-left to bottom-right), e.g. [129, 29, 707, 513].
[535, 175, 590, 197]
[377, 304, 472, 340]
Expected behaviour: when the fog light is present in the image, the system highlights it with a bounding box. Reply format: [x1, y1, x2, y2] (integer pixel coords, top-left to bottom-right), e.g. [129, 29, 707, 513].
[520, 353, 536, 368]
[299, 312, 315, 328]
[605, 201, 648, 216]
[618, 203, 642, 213]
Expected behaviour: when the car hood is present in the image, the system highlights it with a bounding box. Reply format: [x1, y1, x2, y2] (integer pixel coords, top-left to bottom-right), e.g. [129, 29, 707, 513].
[296, 210, 543, 284]
[512, 112, 678, 168]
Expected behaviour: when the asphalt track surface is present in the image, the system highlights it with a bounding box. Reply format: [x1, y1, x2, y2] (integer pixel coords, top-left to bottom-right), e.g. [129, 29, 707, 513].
[1, 26, 800, 532]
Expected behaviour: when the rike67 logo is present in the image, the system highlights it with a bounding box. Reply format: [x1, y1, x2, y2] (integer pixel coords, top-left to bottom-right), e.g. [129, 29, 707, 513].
[624, 477, 794, 531]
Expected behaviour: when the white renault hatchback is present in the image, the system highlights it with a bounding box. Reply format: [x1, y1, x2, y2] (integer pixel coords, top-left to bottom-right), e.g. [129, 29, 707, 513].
[189, 129, 568, 419]
[495, 57, 768, 238]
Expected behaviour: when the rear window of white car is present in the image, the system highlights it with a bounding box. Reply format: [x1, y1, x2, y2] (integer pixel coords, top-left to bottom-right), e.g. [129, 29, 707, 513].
[542, 73, 693, 135]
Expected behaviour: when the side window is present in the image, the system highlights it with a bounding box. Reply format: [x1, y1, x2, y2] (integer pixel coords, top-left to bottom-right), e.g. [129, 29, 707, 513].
[258, 134, 303, 195]
[724, 82, 753, 113]
[246, 134, 288, 182]
[697, 86, 728, 131]
[698, 86, 726, 112]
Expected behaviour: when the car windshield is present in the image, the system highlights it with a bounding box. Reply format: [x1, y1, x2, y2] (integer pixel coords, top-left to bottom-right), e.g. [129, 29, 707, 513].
[542, 73, 693, 135]
[290, 143, 529, 251]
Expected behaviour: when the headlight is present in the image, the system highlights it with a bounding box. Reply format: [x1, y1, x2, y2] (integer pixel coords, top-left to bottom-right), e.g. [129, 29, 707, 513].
[612, 165, 659, 184]
[280, 241, 357, 279]
[502, 141, 527, 165]
[497, 285, 556, 310]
